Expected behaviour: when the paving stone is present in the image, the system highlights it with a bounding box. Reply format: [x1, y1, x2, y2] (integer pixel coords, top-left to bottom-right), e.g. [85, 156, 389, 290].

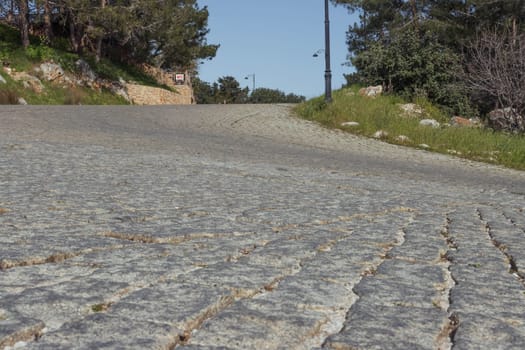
[1, 105, 524, 349]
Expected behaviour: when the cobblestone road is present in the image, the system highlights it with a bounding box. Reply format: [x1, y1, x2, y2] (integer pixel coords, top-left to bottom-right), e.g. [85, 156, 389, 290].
[1, 105, 524, 349]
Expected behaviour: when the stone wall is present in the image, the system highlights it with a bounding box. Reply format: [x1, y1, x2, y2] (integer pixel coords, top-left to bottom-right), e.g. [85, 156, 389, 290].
[127, 65, 195, 105]
[126, 84, 194, 105]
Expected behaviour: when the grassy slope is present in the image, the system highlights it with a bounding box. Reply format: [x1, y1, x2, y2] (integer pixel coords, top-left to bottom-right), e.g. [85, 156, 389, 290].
[295, 87, 525, 171]
[0, 23, 165, 105]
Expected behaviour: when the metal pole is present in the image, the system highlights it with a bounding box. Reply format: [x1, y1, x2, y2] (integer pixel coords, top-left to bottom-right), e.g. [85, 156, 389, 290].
[324, 0, 332, 103]
[245, 74, 256, 94]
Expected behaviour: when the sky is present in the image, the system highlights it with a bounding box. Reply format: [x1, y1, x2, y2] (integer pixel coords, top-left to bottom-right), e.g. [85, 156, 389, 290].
[197, 0, 358, 99]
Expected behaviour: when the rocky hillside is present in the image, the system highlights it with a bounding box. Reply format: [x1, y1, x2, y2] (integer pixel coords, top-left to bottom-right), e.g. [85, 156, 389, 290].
[1, 59, 194, 105]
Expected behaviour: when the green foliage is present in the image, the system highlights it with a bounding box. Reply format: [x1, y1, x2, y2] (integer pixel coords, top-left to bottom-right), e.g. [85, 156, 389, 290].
[295, 88, 525, 170]
[334, 0, 525, 122]
[216, 76, 248, 104]
[3, 0, 217, 71]
[25, 45, 56, 61]
[353, 28, 473, 116]
[193, 77, 304, 104]
[192, 76, 247, 104]
[192, 77, 217, 104]
[248, 88, 306, 104]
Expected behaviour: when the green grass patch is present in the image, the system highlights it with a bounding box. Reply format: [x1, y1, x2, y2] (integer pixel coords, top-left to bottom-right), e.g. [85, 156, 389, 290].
[1, 69, 127, 105]
[294, 87, 525, 171]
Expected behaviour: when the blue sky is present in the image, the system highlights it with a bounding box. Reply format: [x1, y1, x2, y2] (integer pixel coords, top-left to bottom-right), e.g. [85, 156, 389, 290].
[197, 0, 358, 98]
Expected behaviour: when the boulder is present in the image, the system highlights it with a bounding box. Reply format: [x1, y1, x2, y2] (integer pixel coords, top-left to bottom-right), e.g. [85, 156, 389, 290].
[395, 135, 411, 143]
[39, 62, 65, 82]
[17, 97, 28, 105]
[359, 85, 383, 98]
[419, 119, 440, 128]
[450, 116, 480, 128]
[373, 130, 389, 139]
[110, 81, 130, 102]
[399, 103, 424, 117]
[75, 59, 97, 84]
[12, 72, 43, 93]
[341, 121, 360, 127]
[488, 108, 524, 133]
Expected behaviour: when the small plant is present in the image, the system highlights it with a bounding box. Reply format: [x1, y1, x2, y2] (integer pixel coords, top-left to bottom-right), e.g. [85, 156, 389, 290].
[91, 302, 111, 312]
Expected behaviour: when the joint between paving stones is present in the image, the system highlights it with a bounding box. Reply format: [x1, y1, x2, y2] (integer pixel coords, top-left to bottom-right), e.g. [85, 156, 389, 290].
[477, 209, 525, 286]
[0, 321, 45, 349]
[321, 213, 414, 348]
[435, 212, 459, 350]
[0, 245, 127, 271]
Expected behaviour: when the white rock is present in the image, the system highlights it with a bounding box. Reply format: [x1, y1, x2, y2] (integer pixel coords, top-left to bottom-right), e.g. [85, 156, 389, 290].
[75, 59, 97, 82]
[359, 85, 383, 97]
[419, 119, 440, 128]
[17, 97, 28, 105]
[373, 130, 389, 139]
[395, 135, 410, 143]
[399, 103, 424, 117]
[0, 74, 6, 84]
[341, 121, 360, 127]
[419, 144, 430, 149]
[40, 62, 64, 82]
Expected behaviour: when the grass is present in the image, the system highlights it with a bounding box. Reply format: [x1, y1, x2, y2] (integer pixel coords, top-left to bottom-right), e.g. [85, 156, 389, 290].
[0, 22, 166, 104]
[294, 86, 525, 171]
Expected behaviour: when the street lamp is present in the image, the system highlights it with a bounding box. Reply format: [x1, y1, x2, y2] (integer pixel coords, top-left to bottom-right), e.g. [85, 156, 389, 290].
[312, 49, 324, 58]
[244, 74, 255, 93]
[323, 0, 332, 103]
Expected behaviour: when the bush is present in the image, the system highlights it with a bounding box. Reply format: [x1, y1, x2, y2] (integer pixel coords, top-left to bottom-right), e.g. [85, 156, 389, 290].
[352, 28, 474, 116]
[466, 26, 525, 133]
[25, 45, 56, 61]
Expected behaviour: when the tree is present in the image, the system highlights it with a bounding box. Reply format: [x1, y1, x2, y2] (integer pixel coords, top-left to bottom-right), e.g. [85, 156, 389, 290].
[1, 0, 218, 71]
[192, 76, 218, 104]
[248, 88, 305, 104]
[466, 26, 525, 132]
[332, 0, 525, 115]
[216, 76, 248, 104]
[17, 0, 29, 48]
[352, 27, 471, 114]
[123, 0, 218, 70]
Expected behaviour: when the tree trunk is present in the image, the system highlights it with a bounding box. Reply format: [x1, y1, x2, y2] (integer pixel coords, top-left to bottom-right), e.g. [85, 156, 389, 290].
[95, 0, 106, 63]
[43, 0, 53, 42]
[410, 0, 419, 29]
[18, 0, 30, 48]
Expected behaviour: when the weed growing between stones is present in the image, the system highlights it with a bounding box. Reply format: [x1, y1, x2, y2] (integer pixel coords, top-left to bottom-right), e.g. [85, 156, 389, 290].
[91, 302, 112, 313]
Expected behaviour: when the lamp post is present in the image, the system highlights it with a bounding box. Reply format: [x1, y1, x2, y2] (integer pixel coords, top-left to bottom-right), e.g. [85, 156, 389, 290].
[244, 74, 255, 94]
[324, 0, 332, 103]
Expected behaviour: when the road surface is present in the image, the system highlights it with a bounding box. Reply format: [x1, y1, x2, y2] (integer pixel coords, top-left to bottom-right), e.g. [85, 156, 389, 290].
[1, 105, 524, 349]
